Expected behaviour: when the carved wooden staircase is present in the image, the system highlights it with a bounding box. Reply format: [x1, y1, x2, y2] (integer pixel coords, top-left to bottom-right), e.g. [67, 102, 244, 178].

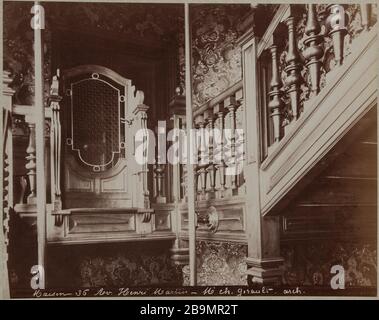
[237, 3, 377, 283]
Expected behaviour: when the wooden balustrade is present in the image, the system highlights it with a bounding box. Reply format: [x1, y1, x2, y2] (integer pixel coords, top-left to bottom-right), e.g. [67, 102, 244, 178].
[259, 3, 377, 155]
[172, 82, 245, 203]
[10, 72, 60, 209]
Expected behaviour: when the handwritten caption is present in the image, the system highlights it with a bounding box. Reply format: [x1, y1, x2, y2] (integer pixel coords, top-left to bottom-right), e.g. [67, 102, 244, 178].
[32, 286, 305, 298]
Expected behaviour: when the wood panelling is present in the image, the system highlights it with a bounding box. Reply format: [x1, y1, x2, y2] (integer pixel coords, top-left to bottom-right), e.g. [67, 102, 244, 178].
[281, 114, 377, 241]
[179, 197, 246, 242]
[67, 213, 136, 235]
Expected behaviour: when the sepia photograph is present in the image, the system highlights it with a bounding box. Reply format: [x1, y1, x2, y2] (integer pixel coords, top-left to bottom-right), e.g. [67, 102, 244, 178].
[0, 0, 378, 301]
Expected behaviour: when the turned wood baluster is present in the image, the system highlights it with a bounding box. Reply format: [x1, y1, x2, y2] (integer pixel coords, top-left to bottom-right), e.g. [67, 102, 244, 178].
[303, 4, 324, 98]
[326, 4, 347, 67]
[225, 96, 237, 190]
[25, 121, 37, 204]
[268, 45, 284, 143]
[360, 4, 371, 32]
[181, 122, 188, 202]
[204, 110, 216, 196]
[214, 104, 227, 195]
[284, 16, 302, 119]
[154, 164, 166, 203]
[235, 89, 245, 190]
[195, 115, 207, 200]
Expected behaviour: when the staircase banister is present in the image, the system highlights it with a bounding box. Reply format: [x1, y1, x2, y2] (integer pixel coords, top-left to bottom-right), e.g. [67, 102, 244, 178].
[257, 4, 291, 57]
[193, 80, 242, 118]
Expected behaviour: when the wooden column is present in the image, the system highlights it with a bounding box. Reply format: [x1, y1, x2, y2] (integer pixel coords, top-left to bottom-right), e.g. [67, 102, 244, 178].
[240, 35, 283, 285]
[34, 1, 47, 278]
[184, 3, 197, 286]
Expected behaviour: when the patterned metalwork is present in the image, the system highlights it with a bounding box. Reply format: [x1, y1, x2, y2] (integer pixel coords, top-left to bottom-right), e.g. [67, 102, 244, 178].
[70, 78, 122, 169]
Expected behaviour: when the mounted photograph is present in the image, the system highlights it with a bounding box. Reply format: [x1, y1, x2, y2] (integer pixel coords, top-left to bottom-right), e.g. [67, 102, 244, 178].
[1, 1, 377, 299]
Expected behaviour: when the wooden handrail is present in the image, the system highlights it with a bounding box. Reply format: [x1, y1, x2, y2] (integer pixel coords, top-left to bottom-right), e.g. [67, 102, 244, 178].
[193, 80, 242, 117]
[257, 4, 290, 57]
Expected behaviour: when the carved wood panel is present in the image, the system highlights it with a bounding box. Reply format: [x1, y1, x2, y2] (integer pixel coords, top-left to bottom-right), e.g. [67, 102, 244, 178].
[62, 65, 133, 209]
